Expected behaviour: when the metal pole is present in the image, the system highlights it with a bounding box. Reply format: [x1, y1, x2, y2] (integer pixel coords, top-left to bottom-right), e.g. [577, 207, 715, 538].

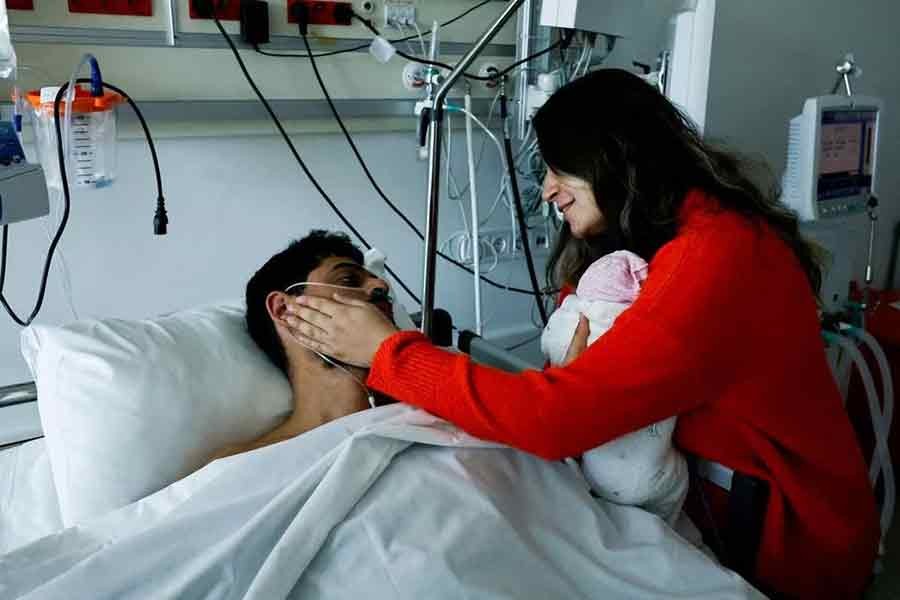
[421, 0, 526, 336]
[422, 109, 444, 337]
[515, 0, 534, 140]
[866, 211, 877, 286]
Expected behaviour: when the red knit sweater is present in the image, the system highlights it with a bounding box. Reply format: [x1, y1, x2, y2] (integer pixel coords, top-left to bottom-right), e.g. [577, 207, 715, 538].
[367, 191, 879, 599]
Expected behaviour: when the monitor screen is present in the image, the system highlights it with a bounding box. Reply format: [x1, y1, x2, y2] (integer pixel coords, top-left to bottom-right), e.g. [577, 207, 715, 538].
[818, 108, 877, 201]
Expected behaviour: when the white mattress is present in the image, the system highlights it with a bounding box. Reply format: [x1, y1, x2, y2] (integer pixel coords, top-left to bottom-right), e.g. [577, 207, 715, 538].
[0, 438, 63, 554]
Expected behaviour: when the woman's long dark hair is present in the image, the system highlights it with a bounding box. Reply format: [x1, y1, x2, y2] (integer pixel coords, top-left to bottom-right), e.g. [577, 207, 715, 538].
[533, 69, 824, 296]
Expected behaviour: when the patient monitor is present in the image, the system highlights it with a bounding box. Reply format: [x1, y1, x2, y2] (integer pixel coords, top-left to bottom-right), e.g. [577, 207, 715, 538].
[781, 94, 883, 312]
[781, 95, 882, 222]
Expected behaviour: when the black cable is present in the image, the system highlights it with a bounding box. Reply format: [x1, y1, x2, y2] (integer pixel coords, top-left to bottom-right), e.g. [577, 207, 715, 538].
[0, 87, 72, 326]
[494, 38, 564, 80]
[0, 80, 166, 326]
[351, 13, 565, 86]
[500, 87, 548, 326]
[395, 49, 493, 81]
[505, 331, 541, 352]
[210, 14, 422, 304]
[298, 29, 546, 297]
[349, 14, 491, 82]
[102, 81, 168, 235]
[256, 0, 496, 59]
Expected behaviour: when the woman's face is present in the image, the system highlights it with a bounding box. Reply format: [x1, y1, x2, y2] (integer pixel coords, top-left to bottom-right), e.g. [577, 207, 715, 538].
[542, 169, 606, 238]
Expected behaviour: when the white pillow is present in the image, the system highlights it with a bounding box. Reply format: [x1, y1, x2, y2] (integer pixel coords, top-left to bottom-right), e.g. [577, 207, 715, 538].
[20, 302, 293, 527]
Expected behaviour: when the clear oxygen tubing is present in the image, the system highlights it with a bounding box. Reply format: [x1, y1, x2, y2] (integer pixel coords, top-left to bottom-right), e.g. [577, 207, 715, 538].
[446, 103, 518, 243]
[289, 332, 376, 409]
[464, 91, 483, 335]
[843, 324, 895, 536]
[826, 330, 894, 540]
[850, 326, 895, 450]
[51, 53, 99, 320]
[835, 330, 891, 485]
[283, 281, 388, 409]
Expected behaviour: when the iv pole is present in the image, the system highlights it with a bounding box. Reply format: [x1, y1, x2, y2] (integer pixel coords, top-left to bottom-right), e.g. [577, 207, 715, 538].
[420, 0, 526, 337]
[831, 54, 879, 299]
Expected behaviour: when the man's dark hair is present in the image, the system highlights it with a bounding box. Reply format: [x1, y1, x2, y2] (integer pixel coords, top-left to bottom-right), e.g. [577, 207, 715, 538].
[246, 230, 364, 376]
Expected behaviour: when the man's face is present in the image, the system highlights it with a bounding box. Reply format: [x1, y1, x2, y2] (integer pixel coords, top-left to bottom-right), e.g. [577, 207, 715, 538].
[301, 256, 394, 323]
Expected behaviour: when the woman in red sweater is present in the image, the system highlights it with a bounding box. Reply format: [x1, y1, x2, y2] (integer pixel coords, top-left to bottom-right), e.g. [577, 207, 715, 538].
[287, 69, 879, 599]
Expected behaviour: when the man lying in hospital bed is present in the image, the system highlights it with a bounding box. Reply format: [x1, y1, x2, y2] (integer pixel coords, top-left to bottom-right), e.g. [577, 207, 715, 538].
[207, 231, 400, 463]
[0, 231, 765, 599]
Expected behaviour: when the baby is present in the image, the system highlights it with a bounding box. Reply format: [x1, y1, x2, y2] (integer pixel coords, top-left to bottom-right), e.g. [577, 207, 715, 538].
[540, 250, 688, 524]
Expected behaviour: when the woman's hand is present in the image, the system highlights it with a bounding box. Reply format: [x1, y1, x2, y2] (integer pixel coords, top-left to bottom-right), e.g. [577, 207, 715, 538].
[563, 316, 590, 366]
[285, 293, 400, 367]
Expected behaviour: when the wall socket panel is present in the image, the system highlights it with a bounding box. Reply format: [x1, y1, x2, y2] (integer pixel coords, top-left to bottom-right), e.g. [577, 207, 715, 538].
[384, 1, 416, 28]
[455, 226, 553, 266]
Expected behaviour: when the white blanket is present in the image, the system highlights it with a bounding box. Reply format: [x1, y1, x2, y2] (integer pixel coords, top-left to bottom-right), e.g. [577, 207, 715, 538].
[0, 406, 764, 599]
[0, 439, 63, 555]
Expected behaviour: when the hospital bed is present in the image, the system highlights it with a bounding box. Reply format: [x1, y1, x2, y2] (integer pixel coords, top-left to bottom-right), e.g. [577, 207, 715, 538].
[0, 299, 777, 600]
[0, 303, 766, 588]
[1, 301, 888, 598]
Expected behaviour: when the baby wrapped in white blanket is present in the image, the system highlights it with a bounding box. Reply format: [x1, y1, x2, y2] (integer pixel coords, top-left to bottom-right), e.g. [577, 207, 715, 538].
[541, 250, 688, 523]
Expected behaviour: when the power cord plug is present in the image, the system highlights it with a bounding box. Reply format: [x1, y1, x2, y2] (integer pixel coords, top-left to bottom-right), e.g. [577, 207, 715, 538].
[154, 197, 169, 235]
[290, 2, 310, 36]
[240, 0, 270, 45]
[193, 0, 218, 18]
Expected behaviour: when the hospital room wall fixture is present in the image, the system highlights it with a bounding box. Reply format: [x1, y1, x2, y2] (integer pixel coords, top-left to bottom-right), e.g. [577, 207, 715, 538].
[200, 0, 589, 326]
[0, 0, 670, 337]
[0, 0, 545, 330]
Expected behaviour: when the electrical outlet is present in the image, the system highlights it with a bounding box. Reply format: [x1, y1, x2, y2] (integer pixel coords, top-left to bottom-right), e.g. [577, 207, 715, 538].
[533, 231, 552, 251]
[69, 0, 152, 16]
[189, 0, 241, 20]
[288, 0, 353, 25]
[454, 226, 552, 267]
[478, 62, 500, 89]
[513, 227, 552, 259]
[356, 0, 376, 17]
[384, 1, 415, 28]
[401, 62, 426, 91]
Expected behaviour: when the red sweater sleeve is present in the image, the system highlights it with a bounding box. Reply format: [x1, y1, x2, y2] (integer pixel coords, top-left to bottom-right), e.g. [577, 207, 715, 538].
[366, 194, 770, 459]
[367, 316, 711, 460]
[366, 199, 747, 460]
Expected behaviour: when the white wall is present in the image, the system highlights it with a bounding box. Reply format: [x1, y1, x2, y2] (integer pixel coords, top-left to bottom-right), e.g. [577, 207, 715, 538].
[704, 0, 900, 286]
[0, 1, 699, 385]
[0, 129, 546, 385]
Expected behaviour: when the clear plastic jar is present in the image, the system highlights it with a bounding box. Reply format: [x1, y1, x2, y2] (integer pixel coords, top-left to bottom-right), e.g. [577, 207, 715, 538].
[27, 85, 122, 190]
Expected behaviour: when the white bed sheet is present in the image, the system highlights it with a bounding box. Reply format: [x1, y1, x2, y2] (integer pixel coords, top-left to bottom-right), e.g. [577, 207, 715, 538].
[0, 438, 63, 555]
[1, 405, 762, 600]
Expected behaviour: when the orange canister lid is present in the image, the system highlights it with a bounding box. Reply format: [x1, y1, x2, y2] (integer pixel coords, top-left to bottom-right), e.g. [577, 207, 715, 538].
[26, 85, 123, 114]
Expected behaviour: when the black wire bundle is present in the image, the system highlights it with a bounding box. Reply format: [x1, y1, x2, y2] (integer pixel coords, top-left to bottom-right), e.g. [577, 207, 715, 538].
[293, 20, 551, 298]
[208, 14, 425, 304]
[350, 12, 563, 85]
[241, 3, 564, 299]
[499, 91, 548, 326]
